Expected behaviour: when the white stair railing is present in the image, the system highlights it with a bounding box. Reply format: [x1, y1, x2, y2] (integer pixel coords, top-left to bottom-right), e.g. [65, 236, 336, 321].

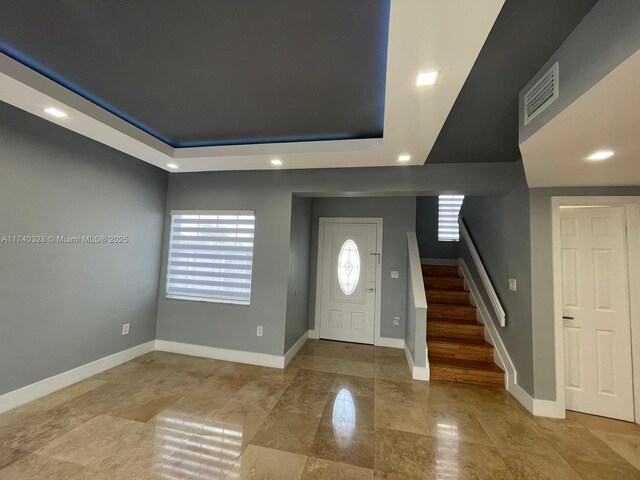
[406, 232, 428, 380]
[458, 218, 506, 327]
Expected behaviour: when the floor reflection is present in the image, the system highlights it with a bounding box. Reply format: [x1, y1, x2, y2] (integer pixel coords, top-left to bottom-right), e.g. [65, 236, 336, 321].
[332, 388, 356, 448]
[435, 422, 460, 479]
[154, 412, 243, 480]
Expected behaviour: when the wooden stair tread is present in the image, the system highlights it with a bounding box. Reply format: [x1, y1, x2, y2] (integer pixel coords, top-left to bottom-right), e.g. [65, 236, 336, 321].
[428, 302, 474, 307]
[422, 274, 460, 280]
[429, 356, 504, 373]
[424, 277, 465, 291]
[427, 336, 492, 348]
[428, 303, 476, 314]
[423, 276, 463, 279]
[425, 288, 467, 292]
[421, 265, 460, 277]
[423, 276, 462, 281]
[428, 317, 480, 325]
[428, 324, 485, 342]
[425, 290, 470, 303]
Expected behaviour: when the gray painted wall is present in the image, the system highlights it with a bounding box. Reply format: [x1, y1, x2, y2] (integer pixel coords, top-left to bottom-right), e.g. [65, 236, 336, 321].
[156, 163, 519, 357]
[285, 196, 312, 352]
[530, 186, 640, 400]
[416, 196, 459, 260]
[520, 0, 640, 142]
[308, 197, 416, 340]
[0, 102, 167, 396]
[156, 176, 293, 356]
[459, 161, 534, 395]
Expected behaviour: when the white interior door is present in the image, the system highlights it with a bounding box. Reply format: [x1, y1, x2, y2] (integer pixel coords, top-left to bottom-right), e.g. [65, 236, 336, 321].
[560, 207, 634, 421]
[319, 221, 379, 344]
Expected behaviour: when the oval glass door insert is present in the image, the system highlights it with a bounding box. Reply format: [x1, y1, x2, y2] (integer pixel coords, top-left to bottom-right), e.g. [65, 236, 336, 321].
[337, 239, 360, 295]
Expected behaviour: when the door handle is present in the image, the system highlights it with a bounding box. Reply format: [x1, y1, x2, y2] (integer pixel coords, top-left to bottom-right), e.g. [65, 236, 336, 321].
[562, 316, 574, 320]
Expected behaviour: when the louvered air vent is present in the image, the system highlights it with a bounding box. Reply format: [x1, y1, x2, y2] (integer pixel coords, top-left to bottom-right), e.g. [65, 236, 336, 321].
[524, 62, 559, 125]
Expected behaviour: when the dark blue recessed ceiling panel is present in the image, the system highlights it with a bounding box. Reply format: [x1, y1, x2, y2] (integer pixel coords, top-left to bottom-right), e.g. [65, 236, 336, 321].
[0, 0, 390, 148]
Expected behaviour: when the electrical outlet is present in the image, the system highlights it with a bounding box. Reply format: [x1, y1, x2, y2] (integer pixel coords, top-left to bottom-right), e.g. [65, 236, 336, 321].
[121, 323, 130, 335]
[391, 271, 399, 279]
[393, 316, 401, 326]
[509, 278, 517, 291]
[257, 325, 263, 337]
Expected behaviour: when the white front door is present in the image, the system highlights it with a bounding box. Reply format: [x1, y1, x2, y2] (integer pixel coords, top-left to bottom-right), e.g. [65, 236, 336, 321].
[319, 221, 379, 344]
[560, 207, 634, 421]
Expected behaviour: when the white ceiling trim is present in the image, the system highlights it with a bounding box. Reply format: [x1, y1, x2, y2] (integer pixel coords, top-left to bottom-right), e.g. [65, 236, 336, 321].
[0, 0, 504, 173]
[520, 48, 640, 187]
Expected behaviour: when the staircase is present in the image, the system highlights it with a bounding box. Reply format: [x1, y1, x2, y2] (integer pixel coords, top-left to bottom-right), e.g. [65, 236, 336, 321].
[424, 264, 504, 388]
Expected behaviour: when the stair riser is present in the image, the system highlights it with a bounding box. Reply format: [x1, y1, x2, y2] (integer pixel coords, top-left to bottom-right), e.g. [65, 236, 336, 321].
[424, 278, 465, 291]
[430, 365, 504, 388]
[428, 305, 477, 322]
[421, 265, 460, 277]
[426, 291, 470, 305]
[428, 323, 485, 341]
[428, 342, 494, 363]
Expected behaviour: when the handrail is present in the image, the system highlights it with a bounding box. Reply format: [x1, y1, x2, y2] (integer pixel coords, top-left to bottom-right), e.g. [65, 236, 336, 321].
[407, 232, 427, 310]
[458, 218, 506, 327]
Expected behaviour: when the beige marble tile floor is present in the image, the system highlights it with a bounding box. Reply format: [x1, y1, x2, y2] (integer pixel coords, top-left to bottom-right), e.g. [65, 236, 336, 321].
[1, 340, 639, 479]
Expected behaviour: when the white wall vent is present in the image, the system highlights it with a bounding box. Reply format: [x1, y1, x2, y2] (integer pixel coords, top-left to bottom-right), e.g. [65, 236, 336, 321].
[524, 62, 559, 125]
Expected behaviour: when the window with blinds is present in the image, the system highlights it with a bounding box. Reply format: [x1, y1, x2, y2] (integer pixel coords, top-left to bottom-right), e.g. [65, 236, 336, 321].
[438, 195, 464, 242]
[166, 211, 255, 305]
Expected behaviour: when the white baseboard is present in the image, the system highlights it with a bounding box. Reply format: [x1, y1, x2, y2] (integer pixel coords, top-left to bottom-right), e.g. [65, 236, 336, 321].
[155, 339, 286, 369]
[421, 257, 458, 266]
[404, 342, 430, 381]
[308, 329, 401, 349]
[283, 332, 309, 367]
[376, 336, 405, 349]
[0, 340, 155, 414]
[403, 343, 414, 376]
[0, 332, 316, 415]
[533, 398, 565, 418]
[509, 381, 535, 413]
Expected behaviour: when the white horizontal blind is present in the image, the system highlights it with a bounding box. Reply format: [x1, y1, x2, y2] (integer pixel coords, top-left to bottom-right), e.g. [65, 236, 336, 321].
[166, 211, 255, 305]
[438, 195, 464, 242]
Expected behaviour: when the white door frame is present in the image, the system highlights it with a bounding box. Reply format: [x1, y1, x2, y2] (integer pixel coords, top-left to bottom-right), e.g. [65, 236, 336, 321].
[551, 196, 640, 423]
[312, 217, 384, 345]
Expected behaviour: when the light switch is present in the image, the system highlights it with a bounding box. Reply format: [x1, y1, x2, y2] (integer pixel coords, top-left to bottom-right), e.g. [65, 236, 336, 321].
[391, 271, 399, 279]
[393, 316, 401, 326]
[509, 278, 517, 291]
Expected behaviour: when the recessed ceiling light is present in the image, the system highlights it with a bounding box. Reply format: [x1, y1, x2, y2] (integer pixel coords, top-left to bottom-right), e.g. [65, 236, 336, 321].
[270, 159, 283, 166]
[43, 107, 69, 118]
[586, 150, 614, 161]
[166, 163, 180, 170]
[415, 71, 439, 87]
[398, 154, 411, 162]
